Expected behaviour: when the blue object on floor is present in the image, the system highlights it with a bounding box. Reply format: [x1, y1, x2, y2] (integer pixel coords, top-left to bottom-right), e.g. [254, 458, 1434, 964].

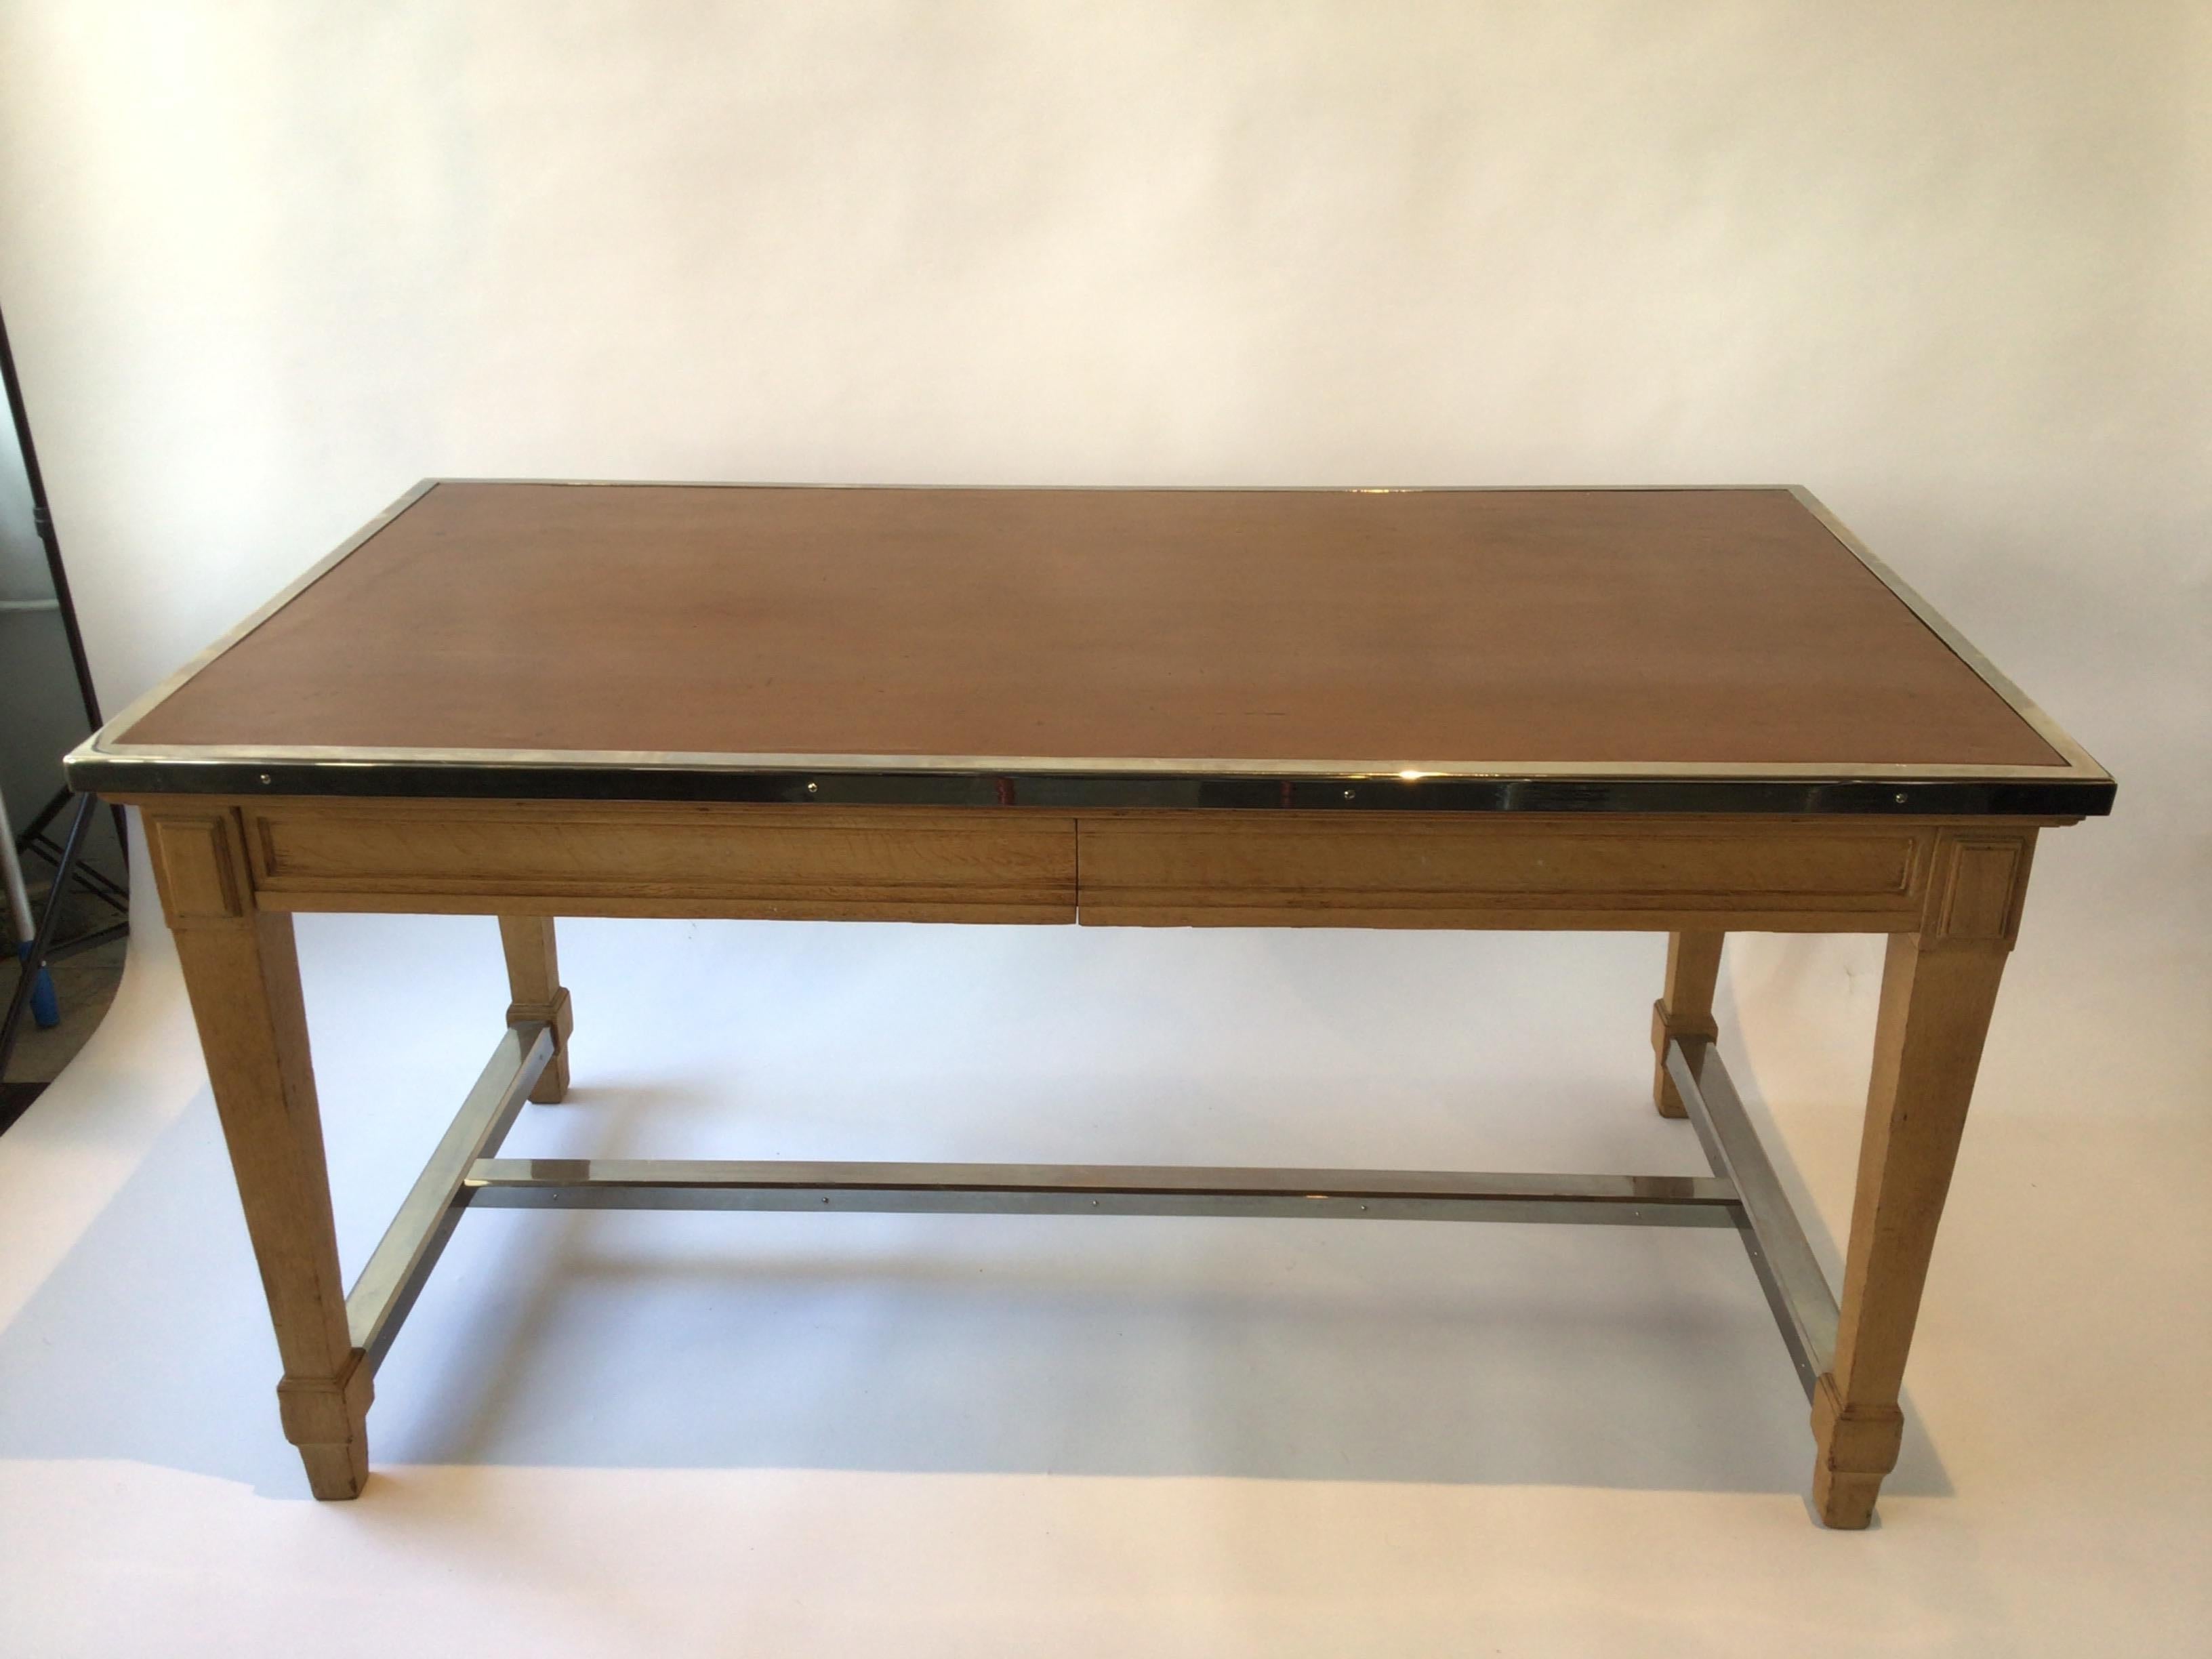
[16, 941, 58, 1029]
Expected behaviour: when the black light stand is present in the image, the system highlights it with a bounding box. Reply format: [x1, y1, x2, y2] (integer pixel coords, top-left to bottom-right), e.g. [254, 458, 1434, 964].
[0, 301, 129, 1115]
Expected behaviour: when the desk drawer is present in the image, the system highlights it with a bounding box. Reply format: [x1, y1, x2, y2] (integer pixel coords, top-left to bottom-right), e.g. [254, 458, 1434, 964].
[1076, 815, 1931, 930]
[244, 802, 1077, 922]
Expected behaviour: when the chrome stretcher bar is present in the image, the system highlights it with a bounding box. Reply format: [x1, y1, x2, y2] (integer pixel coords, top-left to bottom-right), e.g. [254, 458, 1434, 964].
[462, 1161, 1742, 1223]
[344, 1022, 553, 1370]
[1668, 1035, 1841, 1396]
[341, 1021, 1841, 1398]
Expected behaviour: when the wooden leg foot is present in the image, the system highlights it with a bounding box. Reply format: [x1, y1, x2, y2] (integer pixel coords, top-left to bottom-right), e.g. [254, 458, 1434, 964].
[1652, 931, 1724, 1117]
[1811, 1465, 1884, 1530]
[1810, 1372, 1902, 1528]
[295, 1435, 371, 1500]
[498, 916, 572, 1103]
[277, 1351, 374, 1500]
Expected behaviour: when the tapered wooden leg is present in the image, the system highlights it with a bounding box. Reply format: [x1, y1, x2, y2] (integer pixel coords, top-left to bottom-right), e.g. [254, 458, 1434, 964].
[149, 811, 371, 1499]
[1813, 832, 2034, 1527]
[1651, 931, 1724, 1117]
[498, 916, 572, 1103]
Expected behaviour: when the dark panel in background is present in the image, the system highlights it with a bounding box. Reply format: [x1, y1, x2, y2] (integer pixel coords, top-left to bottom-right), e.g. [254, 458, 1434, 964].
[1, 305, 129, 1126]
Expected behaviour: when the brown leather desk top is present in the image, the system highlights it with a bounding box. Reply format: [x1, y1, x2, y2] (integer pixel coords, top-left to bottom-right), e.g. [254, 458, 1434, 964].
[75, 482, 2109, 815]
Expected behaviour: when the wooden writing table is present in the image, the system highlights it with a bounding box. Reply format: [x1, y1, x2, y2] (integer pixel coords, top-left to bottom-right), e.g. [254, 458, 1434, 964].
[67, 482, 2113, 1526]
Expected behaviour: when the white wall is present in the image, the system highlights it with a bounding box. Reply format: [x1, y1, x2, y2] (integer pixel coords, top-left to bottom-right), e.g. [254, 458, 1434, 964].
[1, 1, 2205, 1105]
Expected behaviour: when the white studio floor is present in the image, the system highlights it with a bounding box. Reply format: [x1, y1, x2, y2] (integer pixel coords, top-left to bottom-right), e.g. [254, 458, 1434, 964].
[0, 901, 2203, 1656]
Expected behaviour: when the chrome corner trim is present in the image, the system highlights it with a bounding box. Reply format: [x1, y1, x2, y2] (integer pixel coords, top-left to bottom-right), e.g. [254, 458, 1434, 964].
[72, 478, 441, 764]
[1666, 1036, 1840, 1397]
[1788, 486, 2111, 789]
[345, 1019, 552, 1370]
[461, 1158, 1744, 1227]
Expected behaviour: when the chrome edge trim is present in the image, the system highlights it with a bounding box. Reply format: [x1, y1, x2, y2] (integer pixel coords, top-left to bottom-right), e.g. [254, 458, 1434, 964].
[1788, 486, 2111, 787]
[83, 477, 441, 758]
[61, 753, 2114, 815]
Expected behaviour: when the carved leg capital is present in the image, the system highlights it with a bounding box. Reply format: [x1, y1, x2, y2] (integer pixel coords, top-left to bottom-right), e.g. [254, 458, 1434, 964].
[1652, 932, 1725, 1117]
[498, 917, 573, 1103]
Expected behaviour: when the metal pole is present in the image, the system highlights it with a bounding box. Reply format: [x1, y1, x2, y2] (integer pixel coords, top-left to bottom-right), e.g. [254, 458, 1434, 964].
[0, 301, 129, 862]
[0, 792, 94, 1084]
[0, 781, 35, 949]
[0, 302, 102, 735]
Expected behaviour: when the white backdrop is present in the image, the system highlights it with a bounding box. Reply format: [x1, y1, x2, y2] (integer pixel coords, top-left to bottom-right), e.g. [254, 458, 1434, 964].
[3, 3, 2207, 1061]
[8, 6, 2203, 1119]
[0, 5, 2207, 1655]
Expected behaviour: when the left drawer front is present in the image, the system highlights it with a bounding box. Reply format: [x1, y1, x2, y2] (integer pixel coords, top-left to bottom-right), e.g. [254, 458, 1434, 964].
[244, 804, 1078, 922]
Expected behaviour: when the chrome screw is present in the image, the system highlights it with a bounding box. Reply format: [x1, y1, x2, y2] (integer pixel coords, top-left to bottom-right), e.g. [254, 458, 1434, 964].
[806, 781, 819, 796]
